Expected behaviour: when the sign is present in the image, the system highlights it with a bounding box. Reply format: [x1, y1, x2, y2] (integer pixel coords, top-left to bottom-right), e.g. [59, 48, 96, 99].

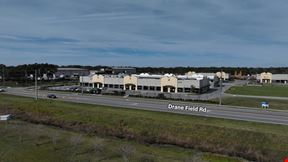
[0, 114, 11, 121]
[261, 102, 269, 108]
[168, 104, 207, 113]
[284, 157, 288, 162]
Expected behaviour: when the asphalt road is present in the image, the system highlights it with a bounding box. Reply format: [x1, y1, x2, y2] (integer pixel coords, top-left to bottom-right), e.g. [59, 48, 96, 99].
[3, 87, 288, 126]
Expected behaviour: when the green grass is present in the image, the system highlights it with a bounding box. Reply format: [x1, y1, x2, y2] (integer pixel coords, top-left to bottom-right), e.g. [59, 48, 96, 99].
[0, 121, 245, 162]
[226, 85, 288, 97]
[220, 97, 288, 110]
[1, 94, 288, 161]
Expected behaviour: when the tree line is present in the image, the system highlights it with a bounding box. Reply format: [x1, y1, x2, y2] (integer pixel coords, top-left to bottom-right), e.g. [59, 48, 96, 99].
[1, 63, 288, 81]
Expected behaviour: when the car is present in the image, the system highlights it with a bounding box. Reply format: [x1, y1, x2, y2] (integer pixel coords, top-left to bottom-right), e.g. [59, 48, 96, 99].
[0, 89, 5, 92]
[47, 94, 57, 99]
[89, 88, 102, 94]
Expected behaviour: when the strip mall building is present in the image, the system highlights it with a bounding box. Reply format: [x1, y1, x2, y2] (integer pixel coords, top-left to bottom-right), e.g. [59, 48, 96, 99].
[257, 72, 288, 84]
[80, 72, 214, 93]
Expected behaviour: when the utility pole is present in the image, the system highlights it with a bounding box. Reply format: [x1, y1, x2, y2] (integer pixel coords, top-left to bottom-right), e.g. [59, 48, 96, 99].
[25, 69, 27, 86]
[219, 70, 223, 105]
[81, 75, 84, 95]
[2, 66, 5, 86]
[35, 69, 38, 100]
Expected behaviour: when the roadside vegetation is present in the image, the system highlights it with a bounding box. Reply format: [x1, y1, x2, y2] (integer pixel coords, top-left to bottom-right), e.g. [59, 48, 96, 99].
[220, 97, 288, 110]
[0, 94, 288, 162]
[0, 120, 245, 162]
[226, 85, 288, 97]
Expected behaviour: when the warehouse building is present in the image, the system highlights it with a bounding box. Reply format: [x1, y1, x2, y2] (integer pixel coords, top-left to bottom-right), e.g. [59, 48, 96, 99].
[185, 71, 220, 88]
[257, 72, 288, 84]
[80, 72, 210, 93]
[55, 68, 90, 79]
[111, 67, 136, 75]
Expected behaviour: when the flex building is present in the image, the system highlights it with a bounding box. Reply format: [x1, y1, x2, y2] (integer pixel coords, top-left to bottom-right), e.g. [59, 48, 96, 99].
[80, 72, 210, 93]
[55, 68, 90, 79]
[257, 72, 288, 84]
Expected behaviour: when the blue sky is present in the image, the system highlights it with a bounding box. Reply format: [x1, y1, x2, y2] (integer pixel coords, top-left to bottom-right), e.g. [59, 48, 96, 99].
[0, 0, 288, 67]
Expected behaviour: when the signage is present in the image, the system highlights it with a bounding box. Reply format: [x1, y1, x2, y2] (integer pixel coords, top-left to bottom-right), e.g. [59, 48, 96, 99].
[168, 104, 207, 113]
[261, 102, 269, 108]
[0, 114, 11, 121]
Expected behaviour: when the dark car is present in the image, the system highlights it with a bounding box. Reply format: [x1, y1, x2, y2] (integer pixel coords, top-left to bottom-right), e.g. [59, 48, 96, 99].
[47, 94, 57, 99]
[0, 89, 5, 92]
[89, 88, 102, 94]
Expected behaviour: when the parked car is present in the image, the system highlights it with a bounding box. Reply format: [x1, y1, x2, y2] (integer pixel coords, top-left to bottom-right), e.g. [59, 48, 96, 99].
[0, 89, 5, 92]
[89, 88, 102, 94]
[47, 94, 57, 99]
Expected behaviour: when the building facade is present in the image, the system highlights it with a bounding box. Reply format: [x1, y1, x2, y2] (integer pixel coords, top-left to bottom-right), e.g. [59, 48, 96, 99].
[55, 68, 90, 79]
[216, 71, 230, 81]
[111, 67, 136, 75]
[185, 71, 220, 88]
[80, 73, 210, 93]
[257, 72, 288, 84]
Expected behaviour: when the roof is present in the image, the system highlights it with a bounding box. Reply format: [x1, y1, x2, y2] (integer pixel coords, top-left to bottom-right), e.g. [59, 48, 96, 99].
[112, 67, 136, 70]
[57, 68, 88, 71]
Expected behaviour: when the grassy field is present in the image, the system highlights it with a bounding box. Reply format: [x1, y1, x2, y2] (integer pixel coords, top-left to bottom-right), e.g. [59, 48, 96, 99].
[226, 85, 288, 97]
[218, 97, 288, 110]
[0, 94, 288, 161]
[0, 120, 245, 162]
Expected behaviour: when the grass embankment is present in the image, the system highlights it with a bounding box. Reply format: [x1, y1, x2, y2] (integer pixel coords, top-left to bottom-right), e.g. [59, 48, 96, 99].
[0, 121, 244, 162]
[220, 97, 288, 110]
[0, 94, 288, 162]
[226, 85, 288, 97]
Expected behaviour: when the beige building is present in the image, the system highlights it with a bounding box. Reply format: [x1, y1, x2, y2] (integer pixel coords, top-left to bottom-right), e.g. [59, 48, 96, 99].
[185, 71, 220, 87]
[80, 73, 210, 93]
[257, 72, 288, 84]
[216, 72, 230, 81]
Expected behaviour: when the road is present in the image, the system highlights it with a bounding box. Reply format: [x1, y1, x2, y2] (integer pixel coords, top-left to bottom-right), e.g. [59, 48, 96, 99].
[3, 87, 288, 126]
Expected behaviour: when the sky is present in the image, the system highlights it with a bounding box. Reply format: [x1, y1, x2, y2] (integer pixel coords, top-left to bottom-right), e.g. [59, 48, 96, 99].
[0, 0, 288, 67]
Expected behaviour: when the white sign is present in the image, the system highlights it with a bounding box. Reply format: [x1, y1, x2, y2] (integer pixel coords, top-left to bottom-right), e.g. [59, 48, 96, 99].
[168, 104, 207, 113]
[0, 114, 11, 121]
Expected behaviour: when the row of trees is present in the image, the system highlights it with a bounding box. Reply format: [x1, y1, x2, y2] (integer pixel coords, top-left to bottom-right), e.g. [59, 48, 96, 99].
[135, 67, 288, 75]
[1, 63, 288, 81]
[0, 63, 57, 81]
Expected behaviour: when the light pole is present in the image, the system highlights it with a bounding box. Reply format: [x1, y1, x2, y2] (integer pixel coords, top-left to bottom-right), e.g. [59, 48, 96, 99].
[2, 66, 5, 86]
[81, 75, 84, 95]
[219, 70, 223, 105]
[35, 69, 38, 100]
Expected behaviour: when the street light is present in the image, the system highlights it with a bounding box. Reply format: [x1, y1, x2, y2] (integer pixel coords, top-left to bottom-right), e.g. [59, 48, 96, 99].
[35, 69, 38, 100]
[219, 70, 223, 105]
[81, 75, 84, 95]
[1, 66, 5, 87]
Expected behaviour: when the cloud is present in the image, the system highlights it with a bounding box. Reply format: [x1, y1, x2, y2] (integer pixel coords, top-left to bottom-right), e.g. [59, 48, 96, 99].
[0, 0, 288, 67]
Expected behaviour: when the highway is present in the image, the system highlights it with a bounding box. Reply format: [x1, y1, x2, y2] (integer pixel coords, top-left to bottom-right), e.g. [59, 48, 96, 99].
[3, 87, 288, 126]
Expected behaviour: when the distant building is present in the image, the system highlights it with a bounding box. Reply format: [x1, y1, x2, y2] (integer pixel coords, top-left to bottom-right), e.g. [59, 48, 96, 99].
[216, 72, 230, 81]
[112, 67, 136, 75]
[80, 72, 210, 94]
[185, 71, 219, 88]
[55, 68, 89, 79]
[234, 71, 245, 79]
[257, 72, 288, 84]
